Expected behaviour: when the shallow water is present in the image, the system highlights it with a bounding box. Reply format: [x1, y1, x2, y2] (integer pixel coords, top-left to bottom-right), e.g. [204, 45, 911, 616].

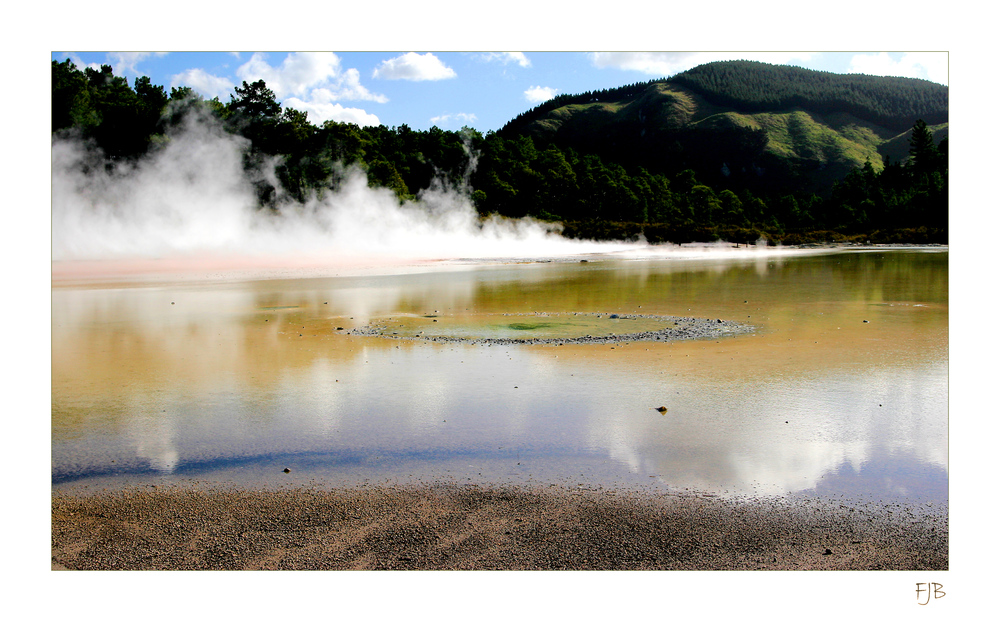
[51, 248, 948, 503]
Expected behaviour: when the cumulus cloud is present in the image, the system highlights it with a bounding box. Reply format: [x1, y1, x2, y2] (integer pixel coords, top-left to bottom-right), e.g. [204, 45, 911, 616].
[171, 68, 235, 100]
[226, 52, 387, 125]
[848, 52, 948, 85]
[524, 85, 558, 103]
[60, 51, 167, 77]
[478, 52, 531, 67]
[108, 51, 167, 76]
[236, 52, 342, 98]
[372, 52, 457, 81]
[67, 53, 101, 72]
[429, 112, 478, 127]
[312, 68, 388, 103]
[588, 52, 817, 76]
[283, 98, 381, 126]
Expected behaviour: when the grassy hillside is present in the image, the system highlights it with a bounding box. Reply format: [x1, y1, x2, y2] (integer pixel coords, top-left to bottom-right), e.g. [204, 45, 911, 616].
[499, 61, 948, 195]
[669, 60, 948, 130]
[878, 122, 949, 165]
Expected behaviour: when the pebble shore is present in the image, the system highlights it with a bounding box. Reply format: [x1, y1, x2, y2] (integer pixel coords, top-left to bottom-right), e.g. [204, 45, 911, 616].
[51, 483, 947, 571]
[346, 313, 755, 346]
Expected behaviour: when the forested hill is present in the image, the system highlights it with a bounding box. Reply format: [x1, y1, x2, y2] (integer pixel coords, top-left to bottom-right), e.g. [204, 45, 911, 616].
[670, 61, 947, 131]
[52, 58, 948, 245]
[499, 60, 948, 194]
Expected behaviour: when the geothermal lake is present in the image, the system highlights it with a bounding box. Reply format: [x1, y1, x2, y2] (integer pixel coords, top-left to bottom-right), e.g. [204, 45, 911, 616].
[51, 247, 948, 504]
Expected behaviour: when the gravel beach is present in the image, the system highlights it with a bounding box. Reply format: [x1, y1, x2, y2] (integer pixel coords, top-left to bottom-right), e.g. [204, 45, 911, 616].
[346, 312, 755, 346]
[51, 482, 947, 571]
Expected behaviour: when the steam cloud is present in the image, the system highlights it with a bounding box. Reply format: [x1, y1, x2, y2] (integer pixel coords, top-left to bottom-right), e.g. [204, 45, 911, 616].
[51, 108, 624, 269]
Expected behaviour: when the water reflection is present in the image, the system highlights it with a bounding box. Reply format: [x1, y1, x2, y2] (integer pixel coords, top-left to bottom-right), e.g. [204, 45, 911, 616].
[52, 249, 948, 502]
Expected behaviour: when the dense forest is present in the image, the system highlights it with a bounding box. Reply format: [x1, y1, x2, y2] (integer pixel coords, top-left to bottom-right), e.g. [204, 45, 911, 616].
[502, 62, 948, 135]
[669, 60, 948, 132]
[51, 58, 948, 245]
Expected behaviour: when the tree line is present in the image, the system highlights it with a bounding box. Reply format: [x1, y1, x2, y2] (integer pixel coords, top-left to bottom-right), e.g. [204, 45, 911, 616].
[51, 59, 947, 245]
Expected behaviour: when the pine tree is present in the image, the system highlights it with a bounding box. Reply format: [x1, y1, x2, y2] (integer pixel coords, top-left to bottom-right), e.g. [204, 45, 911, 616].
[907, 119, 938, 175]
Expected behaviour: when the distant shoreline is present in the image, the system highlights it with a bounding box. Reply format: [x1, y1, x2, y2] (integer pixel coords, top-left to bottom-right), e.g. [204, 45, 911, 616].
[50, 243, 946, 287]
[51, 482, 947, 571]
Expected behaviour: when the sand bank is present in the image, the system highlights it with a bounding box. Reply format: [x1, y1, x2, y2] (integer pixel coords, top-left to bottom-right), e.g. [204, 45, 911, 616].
[51, 483, 946, 571]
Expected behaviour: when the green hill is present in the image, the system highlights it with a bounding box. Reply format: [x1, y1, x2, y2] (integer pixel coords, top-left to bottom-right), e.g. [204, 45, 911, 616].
[499, 60, 948, 194]
[52, 58, 948, 244]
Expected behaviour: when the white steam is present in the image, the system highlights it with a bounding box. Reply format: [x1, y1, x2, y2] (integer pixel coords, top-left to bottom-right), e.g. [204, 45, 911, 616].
[51, 109, 622, 269]
[52, 113, 256, 259]
[51, 109, 808, 280]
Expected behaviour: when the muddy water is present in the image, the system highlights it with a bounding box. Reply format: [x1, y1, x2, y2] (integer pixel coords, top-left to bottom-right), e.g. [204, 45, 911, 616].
[51, 248, 947, 502]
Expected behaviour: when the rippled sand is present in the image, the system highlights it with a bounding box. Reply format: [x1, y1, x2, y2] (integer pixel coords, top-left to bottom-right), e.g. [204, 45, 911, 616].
[51, 483, 947, 571]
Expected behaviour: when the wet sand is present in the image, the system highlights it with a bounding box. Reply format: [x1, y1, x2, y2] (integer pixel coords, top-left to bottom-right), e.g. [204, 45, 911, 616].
[51, 482, 946, 571]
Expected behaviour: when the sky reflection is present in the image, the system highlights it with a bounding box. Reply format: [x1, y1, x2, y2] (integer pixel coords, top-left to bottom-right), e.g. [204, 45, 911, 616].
[52, 250, 948, 502]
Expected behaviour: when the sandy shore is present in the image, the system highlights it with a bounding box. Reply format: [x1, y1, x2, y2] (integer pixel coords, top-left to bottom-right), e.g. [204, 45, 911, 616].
[51, 482, 946, 571]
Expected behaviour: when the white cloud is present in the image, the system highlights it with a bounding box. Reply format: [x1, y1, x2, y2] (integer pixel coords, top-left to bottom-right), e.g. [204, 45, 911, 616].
[310, 69, 388, 103]
[524, 85, 558, 104]
[108, 51, 167, 77]
[372, 52, 457, 81]
[478, 52, 531, 67]
[429, 112, 478, 127]
[283, 98, 381, 127]
[236, 52, 342, 98]
[848, 52, 948, 85]
[171, 69, 235, 100]
[67, 53, 101, 72]
[588, 52, 817, 76]
[230, 52, 387, 122]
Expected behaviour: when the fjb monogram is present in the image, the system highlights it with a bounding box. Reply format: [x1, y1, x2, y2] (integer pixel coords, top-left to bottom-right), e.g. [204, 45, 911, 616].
[916, 583, 945, 605]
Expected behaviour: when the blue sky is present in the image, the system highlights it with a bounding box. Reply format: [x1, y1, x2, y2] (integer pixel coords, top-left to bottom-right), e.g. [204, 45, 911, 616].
[52, 51, 948, 133]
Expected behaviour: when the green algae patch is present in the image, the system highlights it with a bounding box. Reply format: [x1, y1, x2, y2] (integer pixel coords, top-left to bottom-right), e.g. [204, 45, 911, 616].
[507, 322, 555, 331]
